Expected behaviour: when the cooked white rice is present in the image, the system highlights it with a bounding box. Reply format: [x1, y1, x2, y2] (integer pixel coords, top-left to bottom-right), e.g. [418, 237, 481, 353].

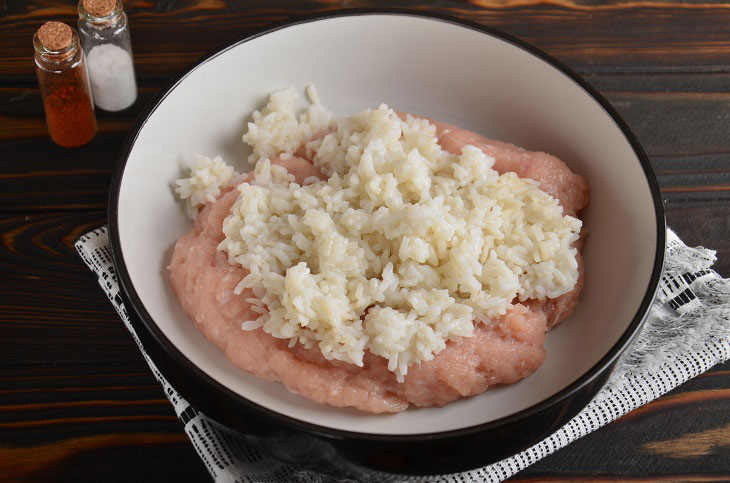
[174, 153, 235, 220]
[242, 85, 331, 163]
[177, 87, 582, 382]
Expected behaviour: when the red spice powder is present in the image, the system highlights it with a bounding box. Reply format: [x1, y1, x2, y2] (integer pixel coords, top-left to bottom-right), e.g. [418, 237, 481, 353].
[35, 22, 97, 148]
[41, 70, 97, 148]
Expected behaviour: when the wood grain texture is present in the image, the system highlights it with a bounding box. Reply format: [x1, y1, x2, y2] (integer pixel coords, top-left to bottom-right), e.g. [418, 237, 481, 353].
[0, 433, 202, 483]
[0, 359, 727, 481]
[511, 477, 730, 482]
[2, 81, 730, 212]
[644, 422, 730, 458]
[0, 212, 143, 365]
[4, 0, 730, 82]
[665, 203, 730, 275]
[515, 360, 730, 480]
[0, 363, 211, 483]
[0, 86, 154, 212]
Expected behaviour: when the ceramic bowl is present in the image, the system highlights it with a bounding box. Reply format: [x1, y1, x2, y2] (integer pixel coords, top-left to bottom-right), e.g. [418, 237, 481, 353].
[109, 10, 665, 477]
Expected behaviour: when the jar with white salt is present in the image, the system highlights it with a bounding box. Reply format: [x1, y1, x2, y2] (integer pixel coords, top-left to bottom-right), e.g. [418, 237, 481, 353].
[77, 0, 137, 111]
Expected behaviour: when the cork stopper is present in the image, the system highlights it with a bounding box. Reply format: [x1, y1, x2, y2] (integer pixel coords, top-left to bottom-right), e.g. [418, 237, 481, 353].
[82, 0, 117, 17]
[37, 21, 72, 51]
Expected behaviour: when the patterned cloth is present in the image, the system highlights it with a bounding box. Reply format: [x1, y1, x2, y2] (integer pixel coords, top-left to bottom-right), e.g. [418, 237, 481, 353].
[76, 227, 730, 482]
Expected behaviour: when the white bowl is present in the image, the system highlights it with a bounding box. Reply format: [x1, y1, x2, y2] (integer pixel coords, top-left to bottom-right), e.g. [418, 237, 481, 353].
[109, 11, 664, 475]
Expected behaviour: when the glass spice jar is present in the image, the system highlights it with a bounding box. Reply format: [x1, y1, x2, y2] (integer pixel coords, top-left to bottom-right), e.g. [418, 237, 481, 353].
[78, 0, 137, 111]
[33, 21, 97, 148]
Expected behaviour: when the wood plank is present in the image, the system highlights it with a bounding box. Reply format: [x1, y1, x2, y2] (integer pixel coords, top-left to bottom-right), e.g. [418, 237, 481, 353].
[512, 476, 730, 482]
[4, 0, 730, 82]
[0, 433, 209, 483]
[585, 72, 730, 93]
[665, 202, 730, 276]
[2, 80, 730, 212]
[643, 422, 730, 458]
[607, 92, 730, 157]
[0, 363, 209, 482]
[0, 212, 144, 365]
[516, 360, 730, 481]
[0, 363, 181, 445]
[0, 86, 153, 141]
[0, 87, 155, 213]
[0, 360, 727, 481]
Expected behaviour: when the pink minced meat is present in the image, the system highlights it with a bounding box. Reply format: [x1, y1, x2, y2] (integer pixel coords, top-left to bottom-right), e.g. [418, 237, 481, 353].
[169, 125, 589, 413]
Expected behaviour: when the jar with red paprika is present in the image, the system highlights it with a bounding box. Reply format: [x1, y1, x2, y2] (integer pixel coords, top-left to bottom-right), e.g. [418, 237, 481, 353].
[33, 21, 97, 148]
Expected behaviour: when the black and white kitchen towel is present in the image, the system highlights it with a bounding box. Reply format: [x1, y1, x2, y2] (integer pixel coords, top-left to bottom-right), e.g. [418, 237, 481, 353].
[76, 227, 730, 482]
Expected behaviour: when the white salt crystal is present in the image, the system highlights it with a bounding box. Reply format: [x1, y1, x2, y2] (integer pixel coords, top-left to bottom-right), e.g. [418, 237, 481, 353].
[87, 43, 137, 111]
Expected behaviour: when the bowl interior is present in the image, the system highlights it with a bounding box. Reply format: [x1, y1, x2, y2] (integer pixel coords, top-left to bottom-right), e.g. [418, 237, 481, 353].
[116, 14, 660, 435]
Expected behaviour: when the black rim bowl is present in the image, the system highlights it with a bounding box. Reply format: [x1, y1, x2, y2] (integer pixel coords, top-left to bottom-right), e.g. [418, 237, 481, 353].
[108, 9, 666, 477]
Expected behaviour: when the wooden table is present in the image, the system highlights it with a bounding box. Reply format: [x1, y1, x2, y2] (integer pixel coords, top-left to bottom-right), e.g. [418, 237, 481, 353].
[2, 1, 730, 481]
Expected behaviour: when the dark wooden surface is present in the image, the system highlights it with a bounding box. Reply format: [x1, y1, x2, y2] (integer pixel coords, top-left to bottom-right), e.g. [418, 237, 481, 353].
[2, 1, 730, 481]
